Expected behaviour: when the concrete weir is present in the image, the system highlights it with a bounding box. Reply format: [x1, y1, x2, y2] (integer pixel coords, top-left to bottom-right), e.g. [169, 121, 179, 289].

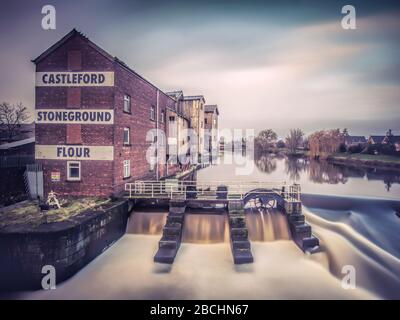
[154, 200, 186, 264]
[127, 180, 320, 264]
[228, 200, 254, 264]
[281, 201, 320, 252]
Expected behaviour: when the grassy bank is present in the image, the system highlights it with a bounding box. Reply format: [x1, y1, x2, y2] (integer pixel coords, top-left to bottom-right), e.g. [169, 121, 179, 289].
[328, 152, 400, 170]
[332, 153, 400, 163]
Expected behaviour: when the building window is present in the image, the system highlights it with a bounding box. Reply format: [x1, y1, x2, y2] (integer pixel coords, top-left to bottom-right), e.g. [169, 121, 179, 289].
[205, 118, 208, 125]
[201, 121, 203, 128]
[150, 105, 156, 121]
[161, 110, 165, 123]
[123, 160, 131, 178]
[123, 127, 130, 145]
[123, 95, 131, 113]
[67, 161, 81, 181]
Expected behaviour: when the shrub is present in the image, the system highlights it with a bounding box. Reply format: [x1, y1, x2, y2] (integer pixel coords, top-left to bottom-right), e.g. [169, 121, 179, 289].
[347, 144, 363, 154]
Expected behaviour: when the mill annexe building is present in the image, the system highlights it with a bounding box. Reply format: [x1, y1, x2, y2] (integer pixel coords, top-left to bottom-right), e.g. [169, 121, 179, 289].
[33, 29, 219, 197]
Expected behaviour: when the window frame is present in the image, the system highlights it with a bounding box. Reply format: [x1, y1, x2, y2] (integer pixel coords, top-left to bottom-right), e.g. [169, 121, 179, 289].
[161, 110, 165, 123]
[67, 161, 81, 181]
[150, 105, 156, 121]
[123, 127, 130, 146]
[123, 159, 131, 179]
[123, 94, 131, 114]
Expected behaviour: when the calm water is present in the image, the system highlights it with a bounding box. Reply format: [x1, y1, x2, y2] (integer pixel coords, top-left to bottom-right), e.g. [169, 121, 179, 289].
[10, 152, 400, 299]
[197, 152, 400, 200]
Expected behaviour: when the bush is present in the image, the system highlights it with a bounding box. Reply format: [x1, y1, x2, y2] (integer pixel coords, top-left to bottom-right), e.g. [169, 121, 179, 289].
[276, 140, 286, 148]
[361, 143, 398, 156]
[347, 144, 363, 154]
[361, 144, 376, 154]
[339, 143, 347, 153]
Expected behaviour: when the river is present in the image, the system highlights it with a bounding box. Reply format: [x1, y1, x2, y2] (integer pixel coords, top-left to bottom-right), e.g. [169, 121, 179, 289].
[10, 152, 400, 299]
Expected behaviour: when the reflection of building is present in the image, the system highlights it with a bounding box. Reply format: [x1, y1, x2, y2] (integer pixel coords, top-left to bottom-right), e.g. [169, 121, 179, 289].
[204, 105, 219, 162]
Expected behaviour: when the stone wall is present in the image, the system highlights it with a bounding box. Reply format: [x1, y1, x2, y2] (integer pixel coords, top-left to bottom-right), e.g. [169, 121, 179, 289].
[0, 200, 129, 292]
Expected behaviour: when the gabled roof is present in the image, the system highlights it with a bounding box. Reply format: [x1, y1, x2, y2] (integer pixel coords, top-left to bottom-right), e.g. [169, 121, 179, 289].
[183, 95, 205, 102]
[32, 29, 113, 64]
[32, 29, 175, 103]
[166, 91, 184, 101]
[369, 135, 385, 144]
[384, 135, 400, 144]
[344, 135, 366, 144]
[204, 104, 219, 115]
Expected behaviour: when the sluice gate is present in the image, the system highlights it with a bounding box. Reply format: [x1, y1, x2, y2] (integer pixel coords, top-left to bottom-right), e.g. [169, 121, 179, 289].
[125, 180, 320, 264]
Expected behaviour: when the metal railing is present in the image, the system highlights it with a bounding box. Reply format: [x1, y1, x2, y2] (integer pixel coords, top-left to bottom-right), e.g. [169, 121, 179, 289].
[125, 180, 301, 202]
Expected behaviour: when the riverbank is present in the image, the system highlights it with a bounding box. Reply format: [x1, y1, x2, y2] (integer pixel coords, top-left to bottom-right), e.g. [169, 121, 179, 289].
[327, 153, 400, 171]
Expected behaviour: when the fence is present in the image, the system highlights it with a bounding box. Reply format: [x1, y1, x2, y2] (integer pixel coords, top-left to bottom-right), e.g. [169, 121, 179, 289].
[126, 180, 301, 202]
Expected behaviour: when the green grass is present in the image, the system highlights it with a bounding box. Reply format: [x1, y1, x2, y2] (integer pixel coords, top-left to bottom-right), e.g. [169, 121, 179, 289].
[332, 152, 400, 164]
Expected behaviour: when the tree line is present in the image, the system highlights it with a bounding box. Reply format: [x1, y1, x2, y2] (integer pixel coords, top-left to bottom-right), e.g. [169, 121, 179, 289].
[255, 128, 399, 158]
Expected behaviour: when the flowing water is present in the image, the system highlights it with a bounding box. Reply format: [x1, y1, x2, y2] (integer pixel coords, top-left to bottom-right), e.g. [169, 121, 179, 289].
[10, 152, 400, 299]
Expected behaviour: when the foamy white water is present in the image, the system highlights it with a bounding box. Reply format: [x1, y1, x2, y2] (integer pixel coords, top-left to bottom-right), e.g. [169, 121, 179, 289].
[15, 233, 375, 300]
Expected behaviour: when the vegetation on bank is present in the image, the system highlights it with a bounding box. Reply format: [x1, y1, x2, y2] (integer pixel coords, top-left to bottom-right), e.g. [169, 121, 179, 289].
[0, 197, 111, 229]
[330, 153, 400, 164]
[254, 128, 400, 167]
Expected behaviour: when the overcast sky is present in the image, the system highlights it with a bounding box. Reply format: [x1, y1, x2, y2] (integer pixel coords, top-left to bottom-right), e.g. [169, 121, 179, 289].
[0, 0, 399, 136]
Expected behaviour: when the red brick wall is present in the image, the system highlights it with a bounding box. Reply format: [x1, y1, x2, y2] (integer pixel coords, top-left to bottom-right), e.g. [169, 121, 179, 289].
[112, 64, 174, 194]
[35, 32, 176, 197]
[35, 34, 115, 197]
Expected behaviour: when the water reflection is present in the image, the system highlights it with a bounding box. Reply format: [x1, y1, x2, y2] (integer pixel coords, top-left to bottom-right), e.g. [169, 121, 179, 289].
[254, 154, 277, 173]
[253, 153, 400, 193]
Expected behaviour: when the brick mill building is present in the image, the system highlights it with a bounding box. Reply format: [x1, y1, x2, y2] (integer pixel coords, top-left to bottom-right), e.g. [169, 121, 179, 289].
[204, 105, 219, 161]
[32, 29, 219, 197]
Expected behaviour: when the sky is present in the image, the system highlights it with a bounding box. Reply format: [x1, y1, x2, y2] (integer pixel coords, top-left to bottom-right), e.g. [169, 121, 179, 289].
[0, 0, 399, 137]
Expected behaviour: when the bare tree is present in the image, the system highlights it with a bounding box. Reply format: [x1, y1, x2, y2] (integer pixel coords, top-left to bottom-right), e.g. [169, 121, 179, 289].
[285, 128, 304, 154]
[309, 129, 343, 158]
[0, 102, 30, 142]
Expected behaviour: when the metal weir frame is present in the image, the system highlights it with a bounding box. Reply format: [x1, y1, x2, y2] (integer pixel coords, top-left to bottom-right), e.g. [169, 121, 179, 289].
[125, 180, 301, 202]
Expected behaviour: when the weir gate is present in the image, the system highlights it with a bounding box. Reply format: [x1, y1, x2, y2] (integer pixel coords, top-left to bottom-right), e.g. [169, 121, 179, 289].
[125, 180, 320, 264]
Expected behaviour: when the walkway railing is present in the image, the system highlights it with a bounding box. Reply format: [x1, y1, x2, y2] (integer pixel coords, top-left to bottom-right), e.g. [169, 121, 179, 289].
[125, 180, 301, 202]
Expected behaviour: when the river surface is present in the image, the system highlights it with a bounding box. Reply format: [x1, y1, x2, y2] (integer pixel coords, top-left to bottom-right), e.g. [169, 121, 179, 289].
[9, 152, 400, 299]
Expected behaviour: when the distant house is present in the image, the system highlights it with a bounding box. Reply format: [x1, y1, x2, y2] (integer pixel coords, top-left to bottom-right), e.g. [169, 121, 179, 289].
[367, 135, 385, 144]
[367, 130, 400, 152]
[344, 135, 367, 147]
[383, 135, 400, 152]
